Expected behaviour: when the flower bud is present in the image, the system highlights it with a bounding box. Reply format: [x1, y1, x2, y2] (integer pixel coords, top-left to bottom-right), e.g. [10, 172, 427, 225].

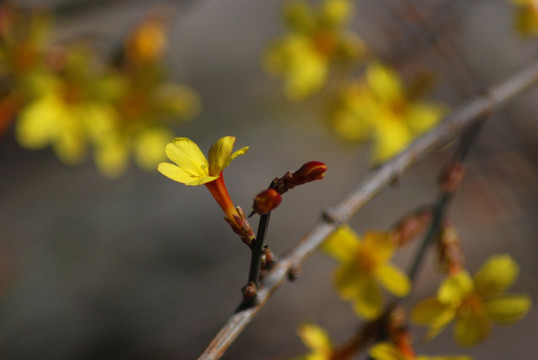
[251, 189, 282, 215]
[242, 281, 257, 301]
[439, 161, 465, 194]
[392, 208, 432, 246]
[293, 161, 328, 186]
[436, 222, 464, 275]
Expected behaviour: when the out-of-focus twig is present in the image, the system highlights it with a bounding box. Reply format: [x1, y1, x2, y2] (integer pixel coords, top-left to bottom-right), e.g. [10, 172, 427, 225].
[197, 62, 538, 360]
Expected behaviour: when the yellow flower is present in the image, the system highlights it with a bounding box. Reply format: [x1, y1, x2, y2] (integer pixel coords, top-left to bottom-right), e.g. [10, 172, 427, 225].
[411, 255, 532, 347]
[510, 0, 538, 36]
[292, 323, 334, 360]
[16, 93, 91, 164]
[326, 81, 377, 142]
[370, 342, 472, 360]
[365, 63, 447, 162]
[158, 136, 248, 223]
[263, 0, 366, 100]
[322, 226, 411, 319]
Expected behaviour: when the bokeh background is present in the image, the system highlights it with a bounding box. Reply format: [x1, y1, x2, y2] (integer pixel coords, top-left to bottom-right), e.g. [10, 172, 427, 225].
[0, 0, 537, 359]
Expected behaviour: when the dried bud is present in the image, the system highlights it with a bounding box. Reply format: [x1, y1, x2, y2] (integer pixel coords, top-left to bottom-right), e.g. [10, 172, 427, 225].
[436, 222, 464, 275]
[392, 208, 432, 246]
[387, 307, 415, 359]
[293, 161, 328, 185]
[251, 189, 282, 215]
[225, 206, 255, 246]
[241, 281, 257, 301]
[260, 246, 275, 271]
[439, 161, 465, 194]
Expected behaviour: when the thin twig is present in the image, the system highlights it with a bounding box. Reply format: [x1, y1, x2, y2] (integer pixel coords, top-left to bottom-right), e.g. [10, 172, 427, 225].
[240, 212, 271, 308]
[328, 119, 484, 359]
[408, 119, 483, 281]
[197, 62, 538, 360]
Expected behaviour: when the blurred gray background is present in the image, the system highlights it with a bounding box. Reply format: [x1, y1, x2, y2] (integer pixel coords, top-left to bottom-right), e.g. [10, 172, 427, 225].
[0, 0, 537, 359]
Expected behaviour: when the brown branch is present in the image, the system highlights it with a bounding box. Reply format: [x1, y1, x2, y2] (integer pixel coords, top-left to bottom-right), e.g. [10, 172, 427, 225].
[197, 62, 538, 360]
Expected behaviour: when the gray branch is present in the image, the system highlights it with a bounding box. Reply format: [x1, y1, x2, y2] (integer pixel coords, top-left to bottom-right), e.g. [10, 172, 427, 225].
[198, 61, 538, 360]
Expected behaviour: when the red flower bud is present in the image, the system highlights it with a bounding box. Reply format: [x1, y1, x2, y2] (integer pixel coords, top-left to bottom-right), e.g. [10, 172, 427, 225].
[293, 161, 328, 186]
[252, 189, 282, 215]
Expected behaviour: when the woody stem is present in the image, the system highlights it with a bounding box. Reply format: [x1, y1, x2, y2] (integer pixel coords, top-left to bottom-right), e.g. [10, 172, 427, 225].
[242, 212, 271, 307]
[407, 119, 483, 282]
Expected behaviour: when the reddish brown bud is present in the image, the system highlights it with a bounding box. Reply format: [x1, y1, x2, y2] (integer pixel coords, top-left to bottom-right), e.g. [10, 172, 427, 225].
[439, 161, 465, 194]
[293, 161, 328, 185]
[251, 189, 282, 215]
[242, 281, 257, 301]
[436, 222, 465, 275]
[392, 208, 432, 246]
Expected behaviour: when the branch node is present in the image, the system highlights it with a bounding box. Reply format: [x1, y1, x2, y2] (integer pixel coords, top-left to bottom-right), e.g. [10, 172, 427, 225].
[321, 208, 342, 225]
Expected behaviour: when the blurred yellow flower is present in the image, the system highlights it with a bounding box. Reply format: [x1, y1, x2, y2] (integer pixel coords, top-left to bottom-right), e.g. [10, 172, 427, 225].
[366, 63, 446, 162]
[126, 14, 167, 64]
[510, 0, 538, 36]
[1, 5, 200, 178]
[411, 255, 532, 347]
[327, 63, 446, 162]
[322, 226, 411, 319]
[263, 0, 367, 100]
[326, 81, 377, 142]
[291, 323, 334, 360]
[369, 342, 472, 360]
[158, 136, 248, 225]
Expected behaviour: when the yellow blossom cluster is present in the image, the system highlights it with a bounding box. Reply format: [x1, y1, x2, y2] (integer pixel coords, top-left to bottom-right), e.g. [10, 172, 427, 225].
[510, 0, 538, 36]
[412, 255, 531, 347]
[0, 5, 199, 177]
[263, 0, 447, 163]
[263, 0, 367, 101]
[327, 63, 447, 162]
[322, 225, 411, 319]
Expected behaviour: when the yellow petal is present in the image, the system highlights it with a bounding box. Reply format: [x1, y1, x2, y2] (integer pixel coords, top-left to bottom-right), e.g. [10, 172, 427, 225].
[515, 6, 538, 37]
[437, 272, 473, 306]
[334, 261, 361, 299]
[473, 255, 518, 299]
[208, 136, 235, 175]
[406, 102, 446, 135]
[296, 323, 332, 355]
[352, 275, 384, 319]
[369, 342, 406, 360]
[95, 139, 129, 178]
[320, 0, 353, 27]
[362, 231, 395, 264]
[207, 136, 249, 176]
[371, 116, 413, 162]
[165, 138, 208, 177]
[366, 62, 403, 103]
[230, 146, 249, 162]
[16, 95, 64, 149]
[283, 0, 315, 32]
[321, 225, 360, 263]
[53, 127, 86, 164]
[411, 298, 455, 340]
[157, 162, 217, 186]
[454, 310, 491, 347]
[374, 263, 411, 297]
[134, 127, 172, 171]
[483, 294, 532, 325]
